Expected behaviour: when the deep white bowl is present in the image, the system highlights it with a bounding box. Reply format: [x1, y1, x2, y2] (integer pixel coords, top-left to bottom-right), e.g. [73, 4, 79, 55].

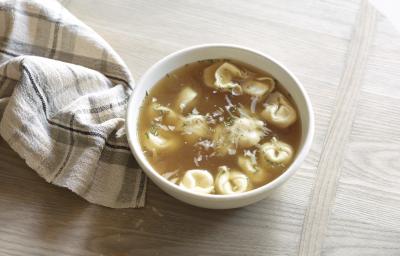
[126, 44, 314, 209]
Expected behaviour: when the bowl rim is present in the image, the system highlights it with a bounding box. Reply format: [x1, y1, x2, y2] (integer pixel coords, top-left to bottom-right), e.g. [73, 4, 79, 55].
[126, 43, 315, 202]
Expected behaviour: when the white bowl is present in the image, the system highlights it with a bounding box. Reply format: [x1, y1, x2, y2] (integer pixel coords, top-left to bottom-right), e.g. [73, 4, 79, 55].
[126, 44, 314, 209]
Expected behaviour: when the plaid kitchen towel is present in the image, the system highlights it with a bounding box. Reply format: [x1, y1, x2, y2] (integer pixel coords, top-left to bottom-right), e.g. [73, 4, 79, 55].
[0, 0, 147, 208]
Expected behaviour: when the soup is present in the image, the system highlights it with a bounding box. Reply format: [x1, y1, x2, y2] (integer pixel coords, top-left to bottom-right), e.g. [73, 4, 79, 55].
[137, 59, 301, 195]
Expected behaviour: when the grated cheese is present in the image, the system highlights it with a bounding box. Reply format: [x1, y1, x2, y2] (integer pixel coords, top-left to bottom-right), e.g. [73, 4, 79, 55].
[256, 77, 271, 81]
[250, 96, 258, 113]
[192, 107, 199, 115]
[193, 157, 199, 166]
[162, 169, 179, 180]
[225, 95, 234, 107]
[212, 109, 223, 117]
[157, 124, 169, 131]
[195, 139, 214, 150]
[244, 149, 257, 165]
[205, 113, 217, 124]
[228, 148, 237, 155]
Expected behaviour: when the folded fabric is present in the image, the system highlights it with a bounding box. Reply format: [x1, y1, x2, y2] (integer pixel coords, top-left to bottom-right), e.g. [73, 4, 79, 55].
[0, 0, 147, 208]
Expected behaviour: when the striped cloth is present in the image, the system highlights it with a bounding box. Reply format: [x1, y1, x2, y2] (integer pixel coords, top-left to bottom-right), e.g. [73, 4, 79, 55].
[0, 0, 147, 208]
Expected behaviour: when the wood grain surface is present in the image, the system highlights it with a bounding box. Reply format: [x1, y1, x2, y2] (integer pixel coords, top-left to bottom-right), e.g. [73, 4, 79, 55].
[0, 0, 399, 255]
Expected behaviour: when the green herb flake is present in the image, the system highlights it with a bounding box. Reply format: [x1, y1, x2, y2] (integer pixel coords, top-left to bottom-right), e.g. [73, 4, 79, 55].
[229, 105, 239, 116]
[149, 125, 159, 136]
[224, 117, 235, 127]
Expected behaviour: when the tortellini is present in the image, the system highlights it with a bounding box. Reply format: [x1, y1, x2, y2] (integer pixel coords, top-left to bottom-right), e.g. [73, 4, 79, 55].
[242, 78, 275, 98]
[238, 155, 272, 185]
[175, 86, 199, 113]
[203, 62, 244, 95]
[213, 117, 267, 156]
[142, 131, 181, 157]
[179, 169, 214, 194]
[148, 102, 180, 126]
[232, 117, 266, 148]
[177, 114, 210, 142]
[258, 137, 294, 168]
[261, 92, 297, 128]
[215, 166, 249, 194]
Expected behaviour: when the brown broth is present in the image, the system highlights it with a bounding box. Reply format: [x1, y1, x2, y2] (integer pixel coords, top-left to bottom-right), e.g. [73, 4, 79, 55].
[137, 59, 301, 193]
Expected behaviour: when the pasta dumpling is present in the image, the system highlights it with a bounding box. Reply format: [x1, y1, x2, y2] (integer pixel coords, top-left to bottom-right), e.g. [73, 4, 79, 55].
[261, 92, 297, 128]
[175, 86, 199, 113]
[180, 169, 214, 194]
[259, 137, 293, 168]
[242, 78, 275, 98]
[215, 166, 249, 194]
[203, 62, 244, 95]
[232, 117, 266, 148]
[142, 131, 181, 157]
[213, 117, 267, 156]
[177, 114, 210, 142]
[148, 102, 180, 125]
[238, 155, 272, 185]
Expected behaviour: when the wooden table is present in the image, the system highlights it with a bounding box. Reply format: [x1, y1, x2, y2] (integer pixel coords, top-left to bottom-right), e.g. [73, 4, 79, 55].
[1, 0, 400, 255]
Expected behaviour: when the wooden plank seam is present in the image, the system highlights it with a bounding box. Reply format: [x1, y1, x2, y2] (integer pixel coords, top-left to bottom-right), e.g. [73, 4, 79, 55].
[298, 0, 377, 255]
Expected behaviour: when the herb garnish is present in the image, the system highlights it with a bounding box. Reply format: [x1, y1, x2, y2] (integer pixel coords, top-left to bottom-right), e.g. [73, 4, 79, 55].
[224, 116, 235, 127]
[149, 124, 159, 136]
